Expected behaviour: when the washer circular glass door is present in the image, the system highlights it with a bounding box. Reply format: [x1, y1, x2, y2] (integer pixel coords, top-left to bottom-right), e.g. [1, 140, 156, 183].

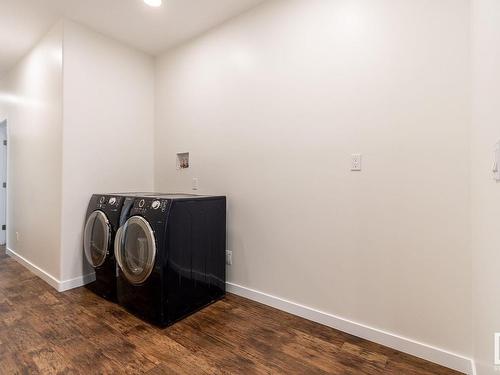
[83, 210, 111, 268]
[115, 216, 156, 285]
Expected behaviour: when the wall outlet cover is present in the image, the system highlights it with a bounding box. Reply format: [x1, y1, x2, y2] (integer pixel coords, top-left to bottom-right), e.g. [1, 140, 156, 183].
[192, 177, 199, 190]
[494, 141, 500, 181]
[351, 154, 362, 171]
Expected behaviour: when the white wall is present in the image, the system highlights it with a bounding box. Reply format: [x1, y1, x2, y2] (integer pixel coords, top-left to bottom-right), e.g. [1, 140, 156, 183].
[471, 1, 500, 374]
[0, 19, 155, 289]
[155, 0, 472, 359]
[0, 23, 64, 280]
[60, 21, 155, 283]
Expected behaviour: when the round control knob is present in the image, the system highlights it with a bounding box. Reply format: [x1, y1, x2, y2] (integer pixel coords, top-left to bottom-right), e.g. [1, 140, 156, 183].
[152, 200, 161, 210]
[99, 196, 106, 204]
[138, 199, 145, 208]
[109, 197, 117, 205]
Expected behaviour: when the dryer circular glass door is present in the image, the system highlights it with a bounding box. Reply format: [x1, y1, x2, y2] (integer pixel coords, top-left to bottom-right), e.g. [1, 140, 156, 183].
[115, 216, 156, 285]
[83, 210, 111, 268]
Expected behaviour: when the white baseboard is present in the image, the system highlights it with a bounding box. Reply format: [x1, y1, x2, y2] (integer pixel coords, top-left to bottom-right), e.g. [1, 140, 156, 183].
[58, 272, 95, 292]
[226, 282, 475, 375]
[6, 247, 94, 292]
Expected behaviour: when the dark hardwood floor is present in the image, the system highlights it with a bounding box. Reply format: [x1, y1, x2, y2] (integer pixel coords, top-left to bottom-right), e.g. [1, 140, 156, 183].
[0, 249, 462, 374]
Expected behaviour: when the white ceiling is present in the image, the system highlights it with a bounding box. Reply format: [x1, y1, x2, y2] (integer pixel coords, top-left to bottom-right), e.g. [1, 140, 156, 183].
[0, 0, 267, 76]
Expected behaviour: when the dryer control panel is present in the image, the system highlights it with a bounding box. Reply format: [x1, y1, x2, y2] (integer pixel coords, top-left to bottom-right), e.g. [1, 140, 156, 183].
[131, 198, 170, 218]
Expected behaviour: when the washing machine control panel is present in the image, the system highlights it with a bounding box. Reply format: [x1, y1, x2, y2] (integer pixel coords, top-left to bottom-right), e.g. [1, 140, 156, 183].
[94, 195, 122, 211]
[90, 195, 124, 231]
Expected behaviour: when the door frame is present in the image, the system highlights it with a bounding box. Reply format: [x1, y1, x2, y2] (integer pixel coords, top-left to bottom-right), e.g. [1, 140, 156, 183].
[0, 119, 8, 248]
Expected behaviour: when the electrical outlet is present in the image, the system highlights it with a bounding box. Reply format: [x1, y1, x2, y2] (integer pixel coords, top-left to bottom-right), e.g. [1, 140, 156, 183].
[226, 250, 232, 266]
[192, 178, 199, 191]
[351, 154, 362, 171]
[494, 141, 500, 181]
[16, 231, 20, 241]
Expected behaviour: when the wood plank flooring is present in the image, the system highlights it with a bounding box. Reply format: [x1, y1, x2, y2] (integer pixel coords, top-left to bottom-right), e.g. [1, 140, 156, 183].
[0, 249, 463, 374]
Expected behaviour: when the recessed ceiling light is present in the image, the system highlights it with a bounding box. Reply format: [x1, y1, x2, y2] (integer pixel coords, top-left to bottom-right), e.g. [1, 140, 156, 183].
[144, 0, 162, 7]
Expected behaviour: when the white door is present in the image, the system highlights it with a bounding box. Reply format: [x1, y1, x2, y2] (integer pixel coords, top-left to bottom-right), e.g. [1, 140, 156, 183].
[0, 121, 6, 245]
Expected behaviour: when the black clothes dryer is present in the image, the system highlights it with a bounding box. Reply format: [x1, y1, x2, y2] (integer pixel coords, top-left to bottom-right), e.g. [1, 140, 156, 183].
[114, 194, 226, 326]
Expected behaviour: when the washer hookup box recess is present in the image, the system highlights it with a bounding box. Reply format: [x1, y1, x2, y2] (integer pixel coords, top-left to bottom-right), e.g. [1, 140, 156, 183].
[176, 152, 189, 169]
